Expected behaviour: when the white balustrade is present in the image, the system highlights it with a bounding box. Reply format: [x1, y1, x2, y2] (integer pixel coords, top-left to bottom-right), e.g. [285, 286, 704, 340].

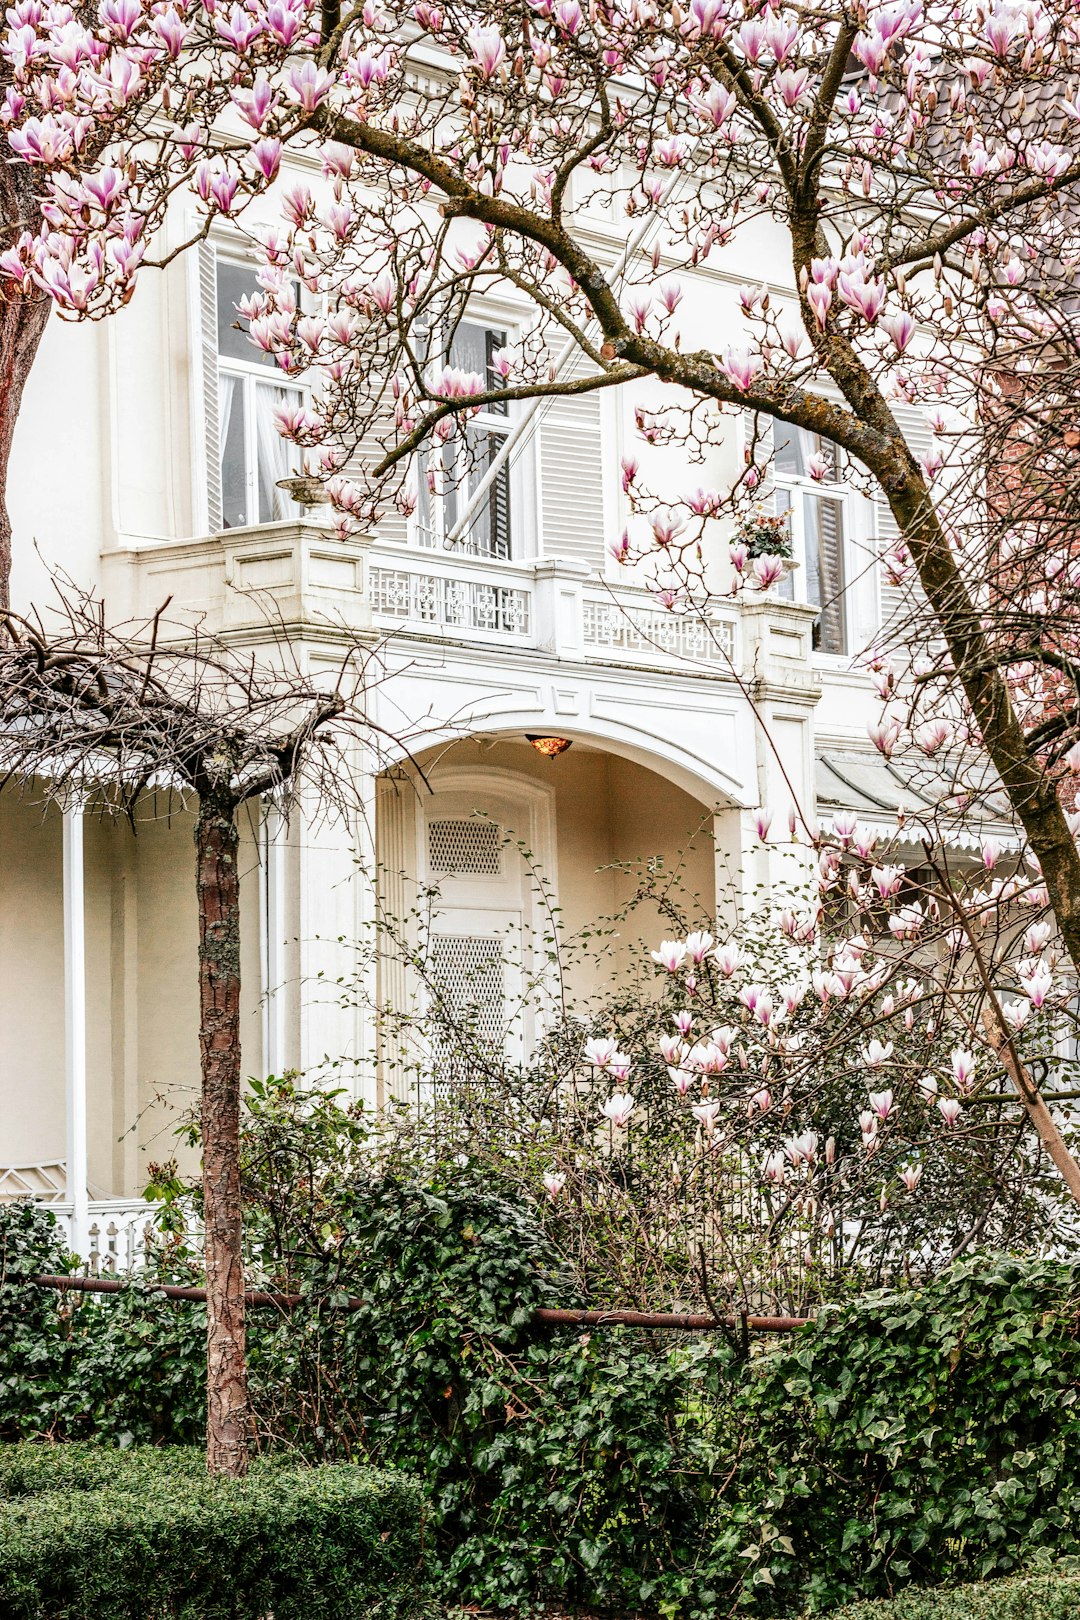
[581, 593, 737, 666]
[370, 557, 532, 640]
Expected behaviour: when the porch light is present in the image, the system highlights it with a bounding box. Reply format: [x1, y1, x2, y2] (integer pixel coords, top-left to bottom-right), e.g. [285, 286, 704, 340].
[527, 734, 573, 759]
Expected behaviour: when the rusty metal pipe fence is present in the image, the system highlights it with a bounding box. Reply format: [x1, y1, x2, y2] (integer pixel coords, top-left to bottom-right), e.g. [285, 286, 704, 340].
[29, 1273, 811, 1331]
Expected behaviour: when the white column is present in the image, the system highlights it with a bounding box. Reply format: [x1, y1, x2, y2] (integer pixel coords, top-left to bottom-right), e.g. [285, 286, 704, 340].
[63, 801, 89, 1258]
[260, 800, 287, 1077]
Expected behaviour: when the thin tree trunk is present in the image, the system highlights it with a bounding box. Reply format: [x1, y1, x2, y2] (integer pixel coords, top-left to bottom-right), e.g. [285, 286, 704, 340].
[0, 291, 50, 615]
[195, 789, 251, 1476]
[0, 154, 54, 615]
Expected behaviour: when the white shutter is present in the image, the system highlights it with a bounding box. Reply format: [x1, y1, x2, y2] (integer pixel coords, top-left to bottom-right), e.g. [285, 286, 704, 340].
[872, 405, 937, 632]
[742, 407, 775, 505]
[197, 240, 222, 535]
[539, 354, 606, 571]
[340, 379, 409, 545]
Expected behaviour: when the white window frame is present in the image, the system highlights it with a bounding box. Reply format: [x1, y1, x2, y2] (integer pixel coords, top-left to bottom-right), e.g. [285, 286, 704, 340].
[214, 253, 308, 533]
[411, 313, 529, 559]
[773, 426, 852, 658]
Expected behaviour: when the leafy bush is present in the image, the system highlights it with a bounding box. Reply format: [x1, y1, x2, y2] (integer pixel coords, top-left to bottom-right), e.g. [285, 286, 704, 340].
[0, 1443, 429, 1620]
[826, 1569, 1080, 1620]
[733, 1257, 1080, 1612]
[0, 1200, 204, 1446]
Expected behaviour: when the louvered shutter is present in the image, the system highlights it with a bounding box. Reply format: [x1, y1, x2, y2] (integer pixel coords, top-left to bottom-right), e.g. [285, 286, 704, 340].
[873, 405, 937, 632]
[340, 379, 410, 546]
[538, 355, 606, 571]
[742, 407, 775, 504]
[815, 494, 847, 654]
[197, 240, 222, 534]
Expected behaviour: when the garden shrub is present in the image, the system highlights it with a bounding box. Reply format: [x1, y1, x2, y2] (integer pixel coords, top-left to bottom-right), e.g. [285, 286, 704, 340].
[0, 1200, 203, 1446]
[733, 1256, 1080, 1612]
[825, 1568, 1080, 1620]
[0, 1442, 429, 1620]
[7, 1152, 1080, 1616]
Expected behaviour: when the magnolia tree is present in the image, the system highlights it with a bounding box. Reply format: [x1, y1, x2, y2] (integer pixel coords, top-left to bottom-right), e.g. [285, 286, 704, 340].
[366, 839, 1077, 1316]
[7, 0, 1080, 1223]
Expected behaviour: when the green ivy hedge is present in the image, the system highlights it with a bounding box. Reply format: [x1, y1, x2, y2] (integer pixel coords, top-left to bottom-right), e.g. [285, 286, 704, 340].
[732, 1256, 1080, 1611]
[0, 1443, 430, 1620]
[826, 1569, 1080, 1620]
[6, 1196, 1080, 1616]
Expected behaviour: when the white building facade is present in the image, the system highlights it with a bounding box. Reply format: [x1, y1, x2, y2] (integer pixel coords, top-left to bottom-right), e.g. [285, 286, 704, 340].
[0, 191, 923, 1263]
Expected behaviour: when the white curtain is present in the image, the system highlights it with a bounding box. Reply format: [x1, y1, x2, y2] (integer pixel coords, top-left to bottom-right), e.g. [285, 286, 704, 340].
[255, 383, 300, 523]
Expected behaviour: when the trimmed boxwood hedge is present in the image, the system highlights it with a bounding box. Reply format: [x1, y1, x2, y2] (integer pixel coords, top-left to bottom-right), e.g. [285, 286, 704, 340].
[0, 1443, 431, 1620]
[826, 1571, 1080, 1619]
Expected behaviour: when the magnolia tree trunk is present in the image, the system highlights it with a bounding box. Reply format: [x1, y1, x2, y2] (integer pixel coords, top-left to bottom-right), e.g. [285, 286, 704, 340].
[0, 159, 53, 614]
[0, 292, 50, 615]
[195, 789, 251, 1476]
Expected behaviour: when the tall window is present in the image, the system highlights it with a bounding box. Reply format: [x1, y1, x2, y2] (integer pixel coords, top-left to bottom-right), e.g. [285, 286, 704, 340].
[774, 425, 847, 655]
[418, 320, 512, 557]
[215, 260, 303, 530]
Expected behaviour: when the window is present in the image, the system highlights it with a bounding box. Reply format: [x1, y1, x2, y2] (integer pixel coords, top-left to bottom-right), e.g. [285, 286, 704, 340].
[774, 425, 848, 655]
[417, 320, 512, 558]
[215, 260, 304, 530]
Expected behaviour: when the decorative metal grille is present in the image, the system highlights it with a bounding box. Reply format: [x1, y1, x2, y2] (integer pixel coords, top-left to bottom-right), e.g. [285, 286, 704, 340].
[582, 599, 734, 662]
[428, 818, 501, 876]
[429, 934, 506, 1047]
[370, 567, 531, 637]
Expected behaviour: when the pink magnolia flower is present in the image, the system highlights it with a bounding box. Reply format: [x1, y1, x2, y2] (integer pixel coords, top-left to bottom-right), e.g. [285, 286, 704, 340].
[806, 281, 832, 328]
[697, 81, 736, 125]
[656, 279, 683, 315]
[151, 6, 188, 56]
[692, 1098, 722, 1136]
[775, 67, 810, 107]
[1022, 966, 1054, 1009]
[650, 508, 686, 547]
[837, 271, 885, 324]
[786, 1130, 818, 1166]
[762, 1150, 787, 1185]
[215, 4, 263, 51]
[583, 1036, 620, 1069]
[601, 1091, 636, 1128]
[719, 346, 763, 392]
[899, 1163, 922, 1192]
[467, 23, 505, 77]
[868, 718, 900, 758]
[749, 554, 785, 591]
[714, 942, 740, 976]
[882, 310, 915, 352]
[285, 61, 335, 112]
[652, 940, 688, 973]
[864, 1039, 893, 1068]
[754, 809, 773, 842]
[684, 930, 715, 963]
[916, 718, 951, 755]
[749, 1087, 771, 1114]
[868, 1088, 894, 1121]
[872, 864, 903, 898]
[543, 1171, 566, 1201]
[674, 1009, 694, 1035]
[937, 1096, 963, 1128]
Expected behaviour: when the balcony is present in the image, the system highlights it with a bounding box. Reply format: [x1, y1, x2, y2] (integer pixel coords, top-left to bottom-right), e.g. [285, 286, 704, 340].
[104, 522, 742, 677]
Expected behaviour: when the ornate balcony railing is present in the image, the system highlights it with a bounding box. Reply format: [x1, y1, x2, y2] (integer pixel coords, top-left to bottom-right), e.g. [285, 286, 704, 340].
[370, 561, 532, 640]
[581, 592, 736, 667]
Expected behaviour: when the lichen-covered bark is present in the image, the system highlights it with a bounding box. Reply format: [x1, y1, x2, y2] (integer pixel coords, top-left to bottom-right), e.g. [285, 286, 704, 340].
[195, 789, 250, 1476]
[0, 162, 52, 613]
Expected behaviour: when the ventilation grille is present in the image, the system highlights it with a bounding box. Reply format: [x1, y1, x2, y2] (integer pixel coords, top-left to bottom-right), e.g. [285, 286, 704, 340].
[428, 818, 500, 876]
[429, 935, 506, 1047]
